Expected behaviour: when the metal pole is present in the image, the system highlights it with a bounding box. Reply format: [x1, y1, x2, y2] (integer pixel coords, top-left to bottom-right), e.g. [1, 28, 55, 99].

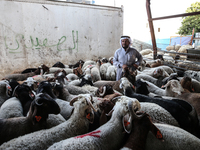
[146, 0, 157, 60]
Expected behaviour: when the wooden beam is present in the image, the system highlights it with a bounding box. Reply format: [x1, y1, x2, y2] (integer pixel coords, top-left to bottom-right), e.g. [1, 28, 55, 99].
[146, 0, 157, 59]
[149, 11, 200, 21]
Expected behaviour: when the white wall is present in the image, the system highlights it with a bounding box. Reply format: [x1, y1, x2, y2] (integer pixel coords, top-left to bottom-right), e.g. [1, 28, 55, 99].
[0, 0, 123, 78]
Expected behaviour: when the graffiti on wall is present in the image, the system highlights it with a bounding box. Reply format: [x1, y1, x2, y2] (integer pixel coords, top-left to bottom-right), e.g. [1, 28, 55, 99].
[4, 30, 78, 53]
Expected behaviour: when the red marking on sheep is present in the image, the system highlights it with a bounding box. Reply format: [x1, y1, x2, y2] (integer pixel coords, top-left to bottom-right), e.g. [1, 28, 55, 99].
[35, 116, 42, 122]
[86, 113, 91, 120]
[124, 120, 130, 127]
[75, 130, 101, 138]
[156, 130, 163, 139]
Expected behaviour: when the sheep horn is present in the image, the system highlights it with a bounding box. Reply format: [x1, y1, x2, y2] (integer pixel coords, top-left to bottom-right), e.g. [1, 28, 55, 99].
[106, 105, 115, 116]
[70, 96, 79, 106]
[35, 97, 43, 106]
[12, 85, 19, 97]
[128, 100, 139, 119]
[86, 95, 97, 112]
[99, 85, 106, 97]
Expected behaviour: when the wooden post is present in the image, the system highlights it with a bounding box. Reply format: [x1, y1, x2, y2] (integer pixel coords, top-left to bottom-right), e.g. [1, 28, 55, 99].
[146, 0, 157, 60]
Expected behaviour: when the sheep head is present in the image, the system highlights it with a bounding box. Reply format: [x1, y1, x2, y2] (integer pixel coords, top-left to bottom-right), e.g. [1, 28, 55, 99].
[96, 84, 114, 97]
[13, 84, 35, 100]
[36, 81, 57, 99]
[70, 94, 97, 123]
[163, 79, 184, 96]
[180, 76, 194, 92]
[129, 108, 164, 141]
[0, 80, 13, 98]
[119, 77, 135, 93]
[29, 93, 60, 125]
[107, 98, 140, 134]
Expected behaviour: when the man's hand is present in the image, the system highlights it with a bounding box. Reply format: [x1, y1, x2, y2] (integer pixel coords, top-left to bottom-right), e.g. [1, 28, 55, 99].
[133, 64, 138, 69]
[122, 64, 128, 70]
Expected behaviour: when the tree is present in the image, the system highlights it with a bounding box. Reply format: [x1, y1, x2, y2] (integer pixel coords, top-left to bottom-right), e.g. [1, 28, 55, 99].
[177, 2, 200, 35]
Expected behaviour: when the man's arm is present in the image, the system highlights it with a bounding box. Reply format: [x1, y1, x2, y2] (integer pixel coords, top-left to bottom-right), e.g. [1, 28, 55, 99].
[113, 51, 122, 68]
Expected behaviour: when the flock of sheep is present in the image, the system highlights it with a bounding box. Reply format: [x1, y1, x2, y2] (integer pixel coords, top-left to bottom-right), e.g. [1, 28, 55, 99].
[0, 45, 200, 150]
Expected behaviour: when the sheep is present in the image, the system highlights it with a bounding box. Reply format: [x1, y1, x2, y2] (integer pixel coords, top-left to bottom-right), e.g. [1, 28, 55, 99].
[138, 67, 169, 79]
[161, 72, 179, 87]
[184, 70, 200, 82]
[66, 73, 79, 81]
[0, 80, 12, 107]
[73, 64, 83, 77]
[101, 57, 109, 64]
[140, 79, 184, 97]
[145, 123, 200, 150]
[150, 59, 163, 68]
[49, 67, 73, 75]
[140, 49, 153, 56]
[178, 44, 193, 53]
[136, 74, 159, 86]
[3, 64, 49, 81]
[119, 77, 200, 137]
[0, 97, 23, 119]
[52, 61, 65, 68]
[13, 84, 36, 116]
[100, 62, 112, 80]
[0, 94, 96, 150]
[121, 111, 163, 150]
[94, 67, 137, 94]
[88, 99, 115, 132]
[106, 65, 117, 81]
[82, 60, 96, 71]
[68, 59, 84, 69]
[47, 97, 141, 150]
[180, 76, 194, 92]
[109, 56, 113, 65]
[94, 80, 123, 94]
[140, 102, 179, 127]
[91, 60, 101, 82]
[0, 93, 60, 145]
[179, 76, 200, 93]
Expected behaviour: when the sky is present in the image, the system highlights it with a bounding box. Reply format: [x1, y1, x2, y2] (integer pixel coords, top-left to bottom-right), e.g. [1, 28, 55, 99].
[94, 0, 198, 42]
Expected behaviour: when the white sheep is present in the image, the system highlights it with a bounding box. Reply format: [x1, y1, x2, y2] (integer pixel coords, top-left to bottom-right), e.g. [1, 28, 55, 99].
[106, 65, 117, 81]
[0, 97, 23, 119]
[140, 79, 184, 97]
[136, 74, 159, 86]
[47, 97, 141, 150]
[138, 67, 169, 78]
[140, 102, 179, 127]
[184, 70, 200, 82]
[140, 49, 152, 56]
[0, 94, 97, 150]
[82, 60, 96, 71]
[91, 60, 101, 82]
[100, 62, 112, 80]
[145, 123, 200, 150]
[66, 73, 79, 81]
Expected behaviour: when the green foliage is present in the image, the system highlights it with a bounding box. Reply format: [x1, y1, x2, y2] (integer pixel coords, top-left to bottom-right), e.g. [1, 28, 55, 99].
[177, 2, 200, 35]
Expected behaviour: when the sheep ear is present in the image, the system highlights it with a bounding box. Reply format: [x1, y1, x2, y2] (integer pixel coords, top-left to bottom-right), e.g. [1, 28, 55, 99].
[150, 123, 164, 141]
[122, 113, 132, 134]
[86, 109, 94, 124]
